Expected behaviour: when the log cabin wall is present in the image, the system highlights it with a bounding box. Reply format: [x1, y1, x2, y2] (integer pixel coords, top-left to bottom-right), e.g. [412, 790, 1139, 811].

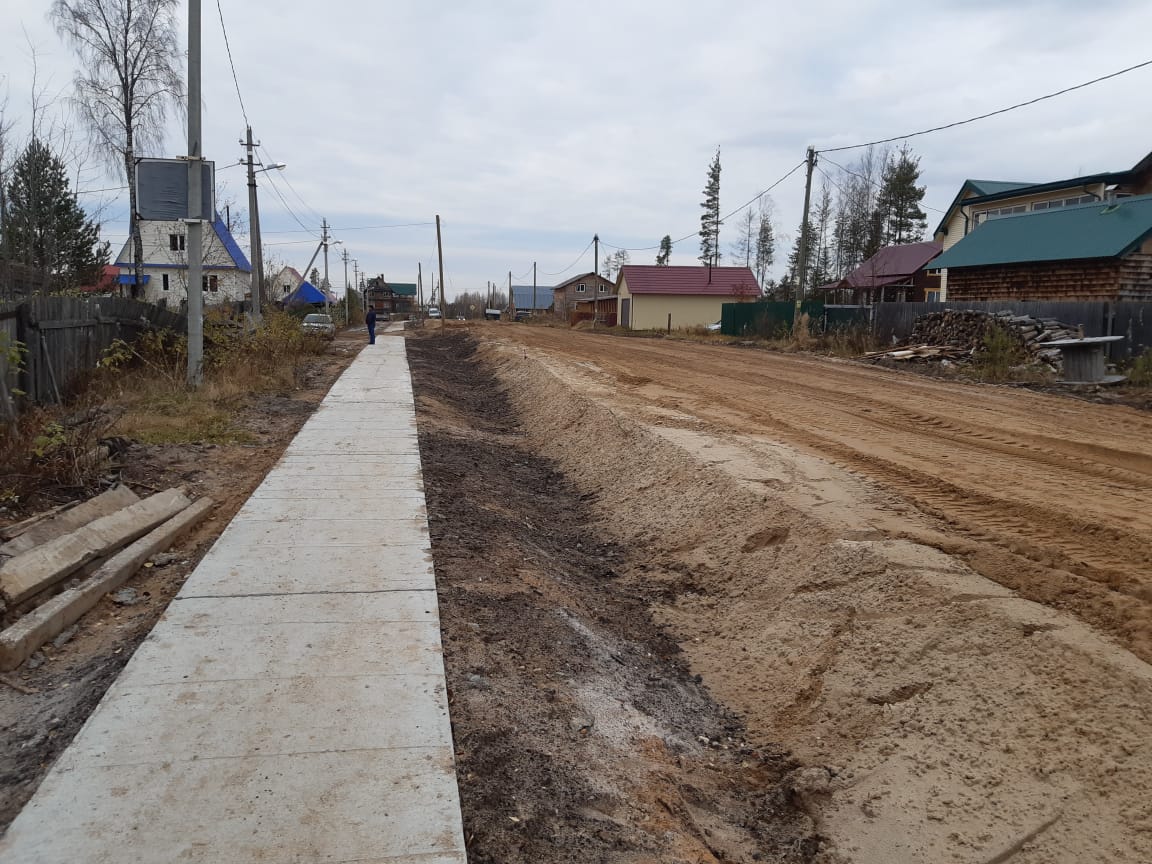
[946, 255, 1152, 302]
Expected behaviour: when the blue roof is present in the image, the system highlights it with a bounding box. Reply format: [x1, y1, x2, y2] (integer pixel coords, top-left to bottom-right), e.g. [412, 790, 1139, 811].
[929, 193, 1152, 270]
[117, 274, 151, 285]
[285, 281, 326, 305]
[212, 216, 252, 273]
[511, 285, 552, 310]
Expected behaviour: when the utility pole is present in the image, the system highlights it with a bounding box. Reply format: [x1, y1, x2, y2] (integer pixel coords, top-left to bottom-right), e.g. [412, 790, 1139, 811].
[353, 259, 360, 316]
[321, 217, 331, 315]
[532, 261, 537, 317]
[417, 262, 423, 320]
[243, 125, 264, 327]
[796, 146, 817, 302]
[593, 234, 600, 281]
[508, 270, 512, 317]
[186, 0, 204, 387]
[435, 214, 446, 323]
[342, 247, 350, 323]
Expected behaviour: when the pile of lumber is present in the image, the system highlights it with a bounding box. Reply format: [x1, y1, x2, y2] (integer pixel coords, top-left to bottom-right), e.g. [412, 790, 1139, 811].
[864, 344, 970, 362]
[0, 486, 214, 672]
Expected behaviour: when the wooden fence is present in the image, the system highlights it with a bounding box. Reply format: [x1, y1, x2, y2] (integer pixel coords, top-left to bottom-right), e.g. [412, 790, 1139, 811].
[0, 296, 187, 418]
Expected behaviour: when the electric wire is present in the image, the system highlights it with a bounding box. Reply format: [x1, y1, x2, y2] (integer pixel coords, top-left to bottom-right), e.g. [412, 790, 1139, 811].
[599, 160, 806, 252]
[819, 58, 1152, 154]
[216, 0, 249, 126]
[258, 144, 326, 224]
[541, 238, 594, 276]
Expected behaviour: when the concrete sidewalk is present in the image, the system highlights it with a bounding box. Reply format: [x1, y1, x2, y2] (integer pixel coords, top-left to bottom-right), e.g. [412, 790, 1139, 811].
[0, 334, 467, 863]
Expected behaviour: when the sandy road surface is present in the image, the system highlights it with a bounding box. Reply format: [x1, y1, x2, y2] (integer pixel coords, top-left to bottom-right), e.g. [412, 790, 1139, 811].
[491, 325, 1152, 661]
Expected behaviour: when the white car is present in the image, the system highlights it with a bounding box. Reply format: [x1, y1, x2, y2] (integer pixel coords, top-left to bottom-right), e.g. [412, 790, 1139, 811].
[301, 313, 335, 339]
[427, 307, 442, 319]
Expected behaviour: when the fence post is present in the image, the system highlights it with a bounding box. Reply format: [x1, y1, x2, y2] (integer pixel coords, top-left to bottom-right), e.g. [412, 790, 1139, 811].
[667, 313, 671, 334]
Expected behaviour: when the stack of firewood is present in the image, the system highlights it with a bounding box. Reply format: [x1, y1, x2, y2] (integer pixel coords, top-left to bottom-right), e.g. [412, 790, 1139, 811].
[905, 310, 1082, 370]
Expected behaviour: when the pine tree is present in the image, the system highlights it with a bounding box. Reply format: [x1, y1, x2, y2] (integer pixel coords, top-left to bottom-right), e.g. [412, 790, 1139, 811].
[875, 145, 927, 245]
[655, 234, 672, 266]
[699, 148, 721, 266]
[3, 138, 108, 293]
[754, 203, 775, 289]
[309, 267, 321, 287]
[810, 182, 834, 289]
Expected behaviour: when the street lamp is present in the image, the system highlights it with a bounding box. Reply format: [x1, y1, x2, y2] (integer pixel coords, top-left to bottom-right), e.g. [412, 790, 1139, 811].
[247, 159, 285, 326]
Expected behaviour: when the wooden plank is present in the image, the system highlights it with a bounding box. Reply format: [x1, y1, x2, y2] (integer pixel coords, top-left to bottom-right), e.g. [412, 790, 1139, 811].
[35, 319, 99, 330]
[0, 497, 214, 672]
[0, 488, 191, 606]
[0, 486, 140, 558]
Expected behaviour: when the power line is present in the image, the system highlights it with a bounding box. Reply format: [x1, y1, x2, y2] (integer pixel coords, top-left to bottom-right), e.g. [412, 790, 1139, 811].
[258, 144, 325, 224]
[600, 160, 806, 252]
[260, 169, 319, 236]
[819, 58, 1152, 154]
[542, 238, 594, 276]
[215, 0, 248, 126]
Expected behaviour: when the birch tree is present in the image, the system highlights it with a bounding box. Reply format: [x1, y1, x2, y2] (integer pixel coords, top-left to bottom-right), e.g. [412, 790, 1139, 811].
[50, 0, 184, 290]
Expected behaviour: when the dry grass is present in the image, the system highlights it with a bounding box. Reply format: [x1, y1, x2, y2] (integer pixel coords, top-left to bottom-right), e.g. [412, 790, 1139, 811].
[0, 310, 326, 513]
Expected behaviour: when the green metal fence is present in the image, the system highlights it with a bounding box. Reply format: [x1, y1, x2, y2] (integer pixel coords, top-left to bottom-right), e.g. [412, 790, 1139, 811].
[720, 301, 825, 337]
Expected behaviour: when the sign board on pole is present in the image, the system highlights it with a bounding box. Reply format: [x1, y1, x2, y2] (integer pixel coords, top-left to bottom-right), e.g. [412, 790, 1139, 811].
[135, 158, 215, 221]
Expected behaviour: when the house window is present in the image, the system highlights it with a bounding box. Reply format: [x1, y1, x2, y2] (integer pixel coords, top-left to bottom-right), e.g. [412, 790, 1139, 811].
[576, 283, 587, 293]
[598, 284, 608, 293]
[1032, 194, 1095, 211]
[162, 274, 170, 291]
[169, 234, 186, 251]
[974, 205, 1026, 225]
[202, 275, 219, 292]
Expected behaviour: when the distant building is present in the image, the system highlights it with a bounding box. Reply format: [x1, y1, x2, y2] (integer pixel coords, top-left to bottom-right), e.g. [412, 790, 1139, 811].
[364, 279, 418, 315]
[114, 216, 251, 306]
[817, 242, 942, 304]
[616, 265, 759, 330]
[510, 285, 552, 316]
[552, 271, 615, 318]
[272, 266, 305, 300]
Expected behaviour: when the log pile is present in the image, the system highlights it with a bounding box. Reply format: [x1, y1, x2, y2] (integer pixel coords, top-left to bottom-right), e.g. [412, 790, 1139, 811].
[0, 486, 214, 672]
[866, 310, 1083, 370]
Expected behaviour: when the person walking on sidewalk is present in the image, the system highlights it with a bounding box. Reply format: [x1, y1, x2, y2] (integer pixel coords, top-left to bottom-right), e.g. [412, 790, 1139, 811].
[366, 306, 377, 344]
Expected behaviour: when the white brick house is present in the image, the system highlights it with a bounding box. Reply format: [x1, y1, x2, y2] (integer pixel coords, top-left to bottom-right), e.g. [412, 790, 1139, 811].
[114, 217, 252, 307]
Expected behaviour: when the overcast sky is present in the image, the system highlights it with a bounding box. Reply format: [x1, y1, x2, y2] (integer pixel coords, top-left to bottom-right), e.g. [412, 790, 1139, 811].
[2, 0, 1151, 299]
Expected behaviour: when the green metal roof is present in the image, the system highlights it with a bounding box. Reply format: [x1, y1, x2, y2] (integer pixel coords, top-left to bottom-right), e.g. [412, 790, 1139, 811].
[967, 180, 1035, 197]
[388, 282, 418, 296]
[929, 193, 1152, 270]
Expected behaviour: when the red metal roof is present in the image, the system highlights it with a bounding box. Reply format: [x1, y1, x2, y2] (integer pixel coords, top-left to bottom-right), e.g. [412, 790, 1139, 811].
[620, 265, 760, 296]
[842, 242, 942, 290]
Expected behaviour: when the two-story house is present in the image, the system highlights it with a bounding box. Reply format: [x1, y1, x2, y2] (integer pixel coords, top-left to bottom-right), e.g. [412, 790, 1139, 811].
[552, 271, 616, 318]
[932, 149, 1152, 298]
[114, 216, 252, 306]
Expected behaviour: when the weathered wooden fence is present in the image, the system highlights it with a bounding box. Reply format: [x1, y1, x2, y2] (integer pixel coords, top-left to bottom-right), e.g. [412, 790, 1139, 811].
[0, 296, 187, 417]
[872, 300, 1152, 359]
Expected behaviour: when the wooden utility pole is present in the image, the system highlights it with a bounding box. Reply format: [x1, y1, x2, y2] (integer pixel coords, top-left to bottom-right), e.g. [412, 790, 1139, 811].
[593, 234, 600, 280]
[186, 0, 204, 386]
[417, 262, 423, 321]
[508, 270, 512, 317]
[532, 261, 537, 317]
[796, 146, 817, 301]
[435, 214, 446, 325]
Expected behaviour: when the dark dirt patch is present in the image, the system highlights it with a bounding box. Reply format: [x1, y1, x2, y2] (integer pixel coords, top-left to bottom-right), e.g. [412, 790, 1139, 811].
[0, 334, 362, 833]
[409, 330, 818, 864]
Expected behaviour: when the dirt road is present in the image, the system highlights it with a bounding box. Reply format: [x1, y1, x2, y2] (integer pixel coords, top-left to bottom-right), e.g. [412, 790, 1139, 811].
[492, 325, 1152, 661]
[436, 324, 1152, 864]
